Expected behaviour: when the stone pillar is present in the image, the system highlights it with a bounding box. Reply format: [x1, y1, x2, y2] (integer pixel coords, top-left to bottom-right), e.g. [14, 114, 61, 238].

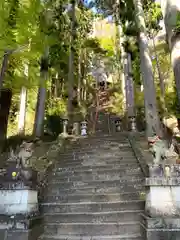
[141, 164, 180, 239]
[0, 161, 42, 240]
[72, 122, 80, 136]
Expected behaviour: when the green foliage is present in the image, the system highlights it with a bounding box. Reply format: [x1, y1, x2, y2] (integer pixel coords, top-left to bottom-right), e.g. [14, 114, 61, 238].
[143, 2, 163, 33]
[46, 98, 66, 116]
[84, 38, 107, 55]
[0, 0, 96, 138]
[174, 12, 180, 34]
[44, 115, 63, 136]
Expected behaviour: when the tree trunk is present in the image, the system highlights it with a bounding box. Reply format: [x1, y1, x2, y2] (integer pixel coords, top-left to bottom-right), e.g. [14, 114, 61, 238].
[114, 0, 126, 114]
[133, 0, 162, 138]
[67, 0, 76, 120]
[118, 25, 127, 115]
[0, 89, 12, 140]
[33, 50, 49, 137]
[18, 64, 29, 135]
[126, 53, 135, 117]
[160, 0, 180, 111]
[18, 86, 27, 135]
[152, 34, 165, 98]
[0, 52, 10, 91]
[77, 53, 82, 105]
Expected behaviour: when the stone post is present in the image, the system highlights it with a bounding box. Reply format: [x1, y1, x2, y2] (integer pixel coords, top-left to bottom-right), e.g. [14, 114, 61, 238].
[141, 163, 180, 239]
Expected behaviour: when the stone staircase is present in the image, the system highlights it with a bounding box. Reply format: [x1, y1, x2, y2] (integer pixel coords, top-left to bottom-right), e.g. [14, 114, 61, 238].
[39, 129, 145, 239]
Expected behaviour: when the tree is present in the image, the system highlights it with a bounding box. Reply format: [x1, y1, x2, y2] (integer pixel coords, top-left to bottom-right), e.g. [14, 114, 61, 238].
[160, 0, 180, 123]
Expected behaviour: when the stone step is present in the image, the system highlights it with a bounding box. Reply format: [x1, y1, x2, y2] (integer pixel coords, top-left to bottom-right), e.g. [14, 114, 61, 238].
[58, 150, 136, 158]
[46, 183, 144, 195]
[43, 221, 141, 236]
[70, 138, 128, 145]
[51, 167, 142, 177]
[39, 233, 143, 240]
[47, 178, 144, 193]
[49, 171, 143, 182]
[50, 176, 144, 186]
[41, 200, 145, 213]
[42, 191, 146, 203]
[65, 143, 131, 151]
[69, 143, 130, 150]
[57, 151, 135, 160]
[55, 157, 136, 165]
[66, 140, 131, 147]
[55, 159, 139, 169]
[53, 163, 140, 172]
[71, 136, 128, 141]
[44, 210, 144, 223]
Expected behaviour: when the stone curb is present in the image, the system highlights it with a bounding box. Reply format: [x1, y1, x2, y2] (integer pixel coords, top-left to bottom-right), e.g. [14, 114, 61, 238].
[37, 135, 72, 201]
[128, 133, 149, 177]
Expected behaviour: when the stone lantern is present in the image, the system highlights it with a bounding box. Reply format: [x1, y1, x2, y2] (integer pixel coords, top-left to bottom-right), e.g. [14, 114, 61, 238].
[81, 121, 87, 136]
[115, 119, 122, 132]
[62, 118, 68, 135]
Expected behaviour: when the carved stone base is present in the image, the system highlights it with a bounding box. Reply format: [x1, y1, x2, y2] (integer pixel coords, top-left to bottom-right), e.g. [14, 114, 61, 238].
[148, 164, 180, 178]
[0, 214, 41, 229]
[0, 214, 43, 239]
[140, 213, 180, 240]
[0, 223, 43, 240]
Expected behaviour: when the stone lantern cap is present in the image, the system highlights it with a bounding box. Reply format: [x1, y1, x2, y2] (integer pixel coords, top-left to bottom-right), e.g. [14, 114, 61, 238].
[115, 118, 122, 124]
